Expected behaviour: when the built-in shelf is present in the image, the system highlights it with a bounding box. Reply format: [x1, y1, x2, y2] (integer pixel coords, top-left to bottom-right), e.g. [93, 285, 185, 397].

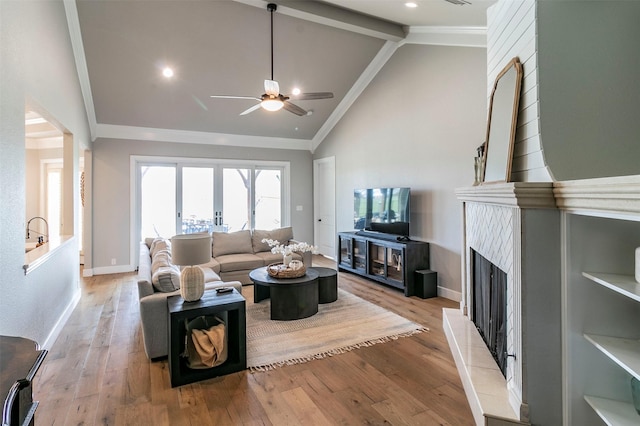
[584, 334, 640, 380]
[582, 272, 640, 303]
[584, 395, 639, 426]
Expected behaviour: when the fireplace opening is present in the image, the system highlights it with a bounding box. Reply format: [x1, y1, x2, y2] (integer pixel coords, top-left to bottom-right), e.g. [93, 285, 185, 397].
[471, 249, 508, 377]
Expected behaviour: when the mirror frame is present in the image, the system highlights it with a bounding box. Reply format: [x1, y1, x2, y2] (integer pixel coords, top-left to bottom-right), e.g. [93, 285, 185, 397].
[482, 57, 523, 184]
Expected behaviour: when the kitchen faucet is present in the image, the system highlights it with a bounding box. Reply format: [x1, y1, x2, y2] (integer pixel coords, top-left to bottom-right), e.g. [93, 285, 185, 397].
[26, 216, 49, 246]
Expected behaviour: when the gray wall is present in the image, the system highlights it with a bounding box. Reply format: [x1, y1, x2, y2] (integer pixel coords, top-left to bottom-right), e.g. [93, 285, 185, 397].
[314, 44, 487, 297]
[0, 0, 89, 346]
[91, 139, 314, 270]
[537, 1, 640, 180]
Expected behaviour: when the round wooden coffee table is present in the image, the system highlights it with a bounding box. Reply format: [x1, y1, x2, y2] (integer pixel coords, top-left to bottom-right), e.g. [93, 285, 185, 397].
[249, 267, 319, 320]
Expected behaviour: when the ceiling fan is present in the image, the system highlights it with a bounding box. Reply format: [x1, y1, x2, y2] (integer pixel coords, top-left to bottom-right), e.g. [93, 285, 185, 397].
[210, 3, 333, 116]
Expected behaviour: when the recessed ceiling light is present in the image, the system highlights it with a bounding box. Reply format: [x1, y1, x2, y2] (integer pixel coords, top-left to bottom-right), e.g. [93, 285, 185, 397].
[405, 2, 418, 8]
[291, 88, 301, 96]
[162, 67, 174, 78]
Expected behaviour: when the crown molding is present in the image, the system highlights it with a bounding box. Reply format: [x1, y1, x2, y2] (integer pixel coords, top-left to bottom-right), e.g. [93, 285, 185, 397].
[403, 26, 486, 48]
[63, 0, 97, 142]
[96, 124, 312, 151]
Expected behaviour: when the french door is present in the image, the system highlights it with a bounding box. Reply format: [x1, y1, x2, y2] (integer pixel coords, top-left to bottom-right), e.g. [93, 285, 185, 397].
[138, 160, 287, 241]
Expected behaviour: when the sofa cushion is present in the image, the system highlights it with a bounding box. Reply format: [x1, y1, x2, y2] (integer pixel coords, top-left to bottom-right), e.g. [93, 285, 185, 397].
[151, 249, 172, 271]
[215, 253, 264, 272]
[252, 227, 294, 253]
[200, 257, 221, 274]
[254, 251, 303, 265]
[150, 244, 180, 292]
[151, 265, 181, 292]
[212, 230, 253, 257]
[150, 237, 171, 257]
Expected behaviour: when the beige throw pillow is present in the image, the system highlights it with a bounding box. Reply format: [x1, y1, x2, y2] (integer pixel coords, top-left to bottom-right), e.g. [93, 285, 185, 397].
[212, 230, 252, 257]
[252, 227, 294, 253]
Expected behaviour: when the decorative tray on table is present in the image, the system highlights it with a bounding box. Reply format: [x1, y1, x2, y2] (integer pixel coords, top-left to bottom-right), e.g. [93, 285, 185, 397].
[267, 262, 306, 279]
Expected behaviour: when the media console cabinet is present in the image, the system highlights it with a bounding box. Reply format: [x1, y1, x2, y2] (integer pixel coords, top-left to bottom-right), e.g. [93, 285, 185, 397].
[337, 231, 430, 297]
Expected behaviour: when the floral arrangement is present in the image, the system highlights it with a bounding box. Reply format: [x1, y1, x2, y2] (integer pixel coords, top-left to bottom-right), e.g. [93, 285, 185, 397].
[261, 238, 316, 256]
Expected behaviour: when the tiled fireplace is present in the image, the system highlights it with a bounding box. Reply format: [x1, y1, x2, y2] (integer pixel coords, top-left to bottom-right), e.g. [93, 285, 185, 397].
[445, 183, 562, 425]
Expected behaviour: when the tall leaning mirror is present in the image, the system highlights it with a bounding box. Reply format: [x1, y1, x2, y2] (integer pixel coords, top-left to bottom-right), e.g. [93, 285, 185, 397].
[482, 57, 523, 183]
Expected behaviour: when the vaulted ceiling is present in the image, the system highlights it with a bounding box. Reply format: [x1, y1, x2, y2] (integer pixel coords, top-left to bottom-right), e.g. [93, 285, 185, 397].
[37, 0, 496, 150]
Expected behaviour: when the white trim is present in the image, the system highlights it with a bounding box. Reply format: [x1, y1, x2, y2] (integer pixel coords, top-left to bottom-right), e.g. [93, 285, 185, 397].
[41, 287, 81, 350]
[63, 0, 97, 142]
[312, 41, 400, 151]
[403, 26, 487, 48]
[438, 285, 462, 302]
[92, 264, 137, 276]
[313, 156, 336, 258]
[96, 123, 312, 151]
[129, 155, 292, 269]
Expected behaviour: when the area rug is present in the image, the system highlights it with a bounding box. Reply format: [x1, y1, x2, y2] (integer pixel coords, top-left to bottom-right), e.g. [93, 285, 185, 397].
[246, 288, 428, 371]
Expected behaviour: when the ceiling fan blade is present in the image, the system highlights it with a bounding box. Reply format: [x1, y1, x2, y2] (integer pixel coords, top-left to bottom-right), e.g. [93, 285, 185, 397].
[210, 95, 261, 101]
[290, 92, 334, 101]
[264, 80, 280, 96]
[283, 101, 307, 116]
[239, 103, 262, 116]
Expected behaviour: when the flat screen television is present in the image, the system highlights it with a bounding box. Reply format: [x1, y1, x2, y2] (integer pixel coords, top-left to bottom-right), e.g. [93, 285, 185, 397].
[354, 187, 411, 236]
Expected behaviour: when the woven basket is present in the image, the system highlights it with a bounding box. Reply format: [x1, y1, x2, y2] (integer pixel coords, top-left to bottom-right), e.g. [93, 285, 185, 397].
[267, 263, 306, 279]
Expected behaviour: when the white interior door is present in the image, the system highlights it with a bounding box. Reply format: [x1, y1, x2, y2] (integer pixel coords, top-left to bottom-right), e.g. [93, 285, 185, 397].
[313, 157, 336, 258]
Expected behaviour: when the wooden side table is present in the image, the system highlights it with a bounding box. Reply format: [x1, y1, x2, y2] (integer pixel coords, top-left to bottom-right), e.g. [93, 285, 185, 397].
[167, 289, 246, 387]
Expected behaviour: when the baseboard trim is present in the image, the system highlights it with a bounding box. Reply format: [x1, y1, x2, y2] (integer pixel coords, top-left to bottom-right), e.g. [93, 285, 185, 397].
[41, 287, 81, 350]
[92, 264, 135, 275]
[439, 286, 462, 302]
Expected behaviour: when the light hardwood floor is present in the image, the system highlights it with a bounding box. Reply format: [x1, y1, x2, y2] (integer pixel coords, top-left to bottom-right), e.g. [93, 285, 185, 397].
[34, 256, 474, 425]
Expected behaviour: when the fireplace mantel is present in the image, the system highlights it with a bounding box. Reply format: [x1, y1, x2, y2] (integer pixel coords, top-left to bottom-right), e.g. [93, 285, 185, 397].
[455, 182, 556, 209]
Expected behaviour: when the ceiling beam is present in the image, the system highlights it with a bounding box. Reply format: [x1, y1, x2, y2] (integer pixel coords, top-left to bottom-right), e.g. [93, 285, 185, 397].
[234, 0, 407, 41]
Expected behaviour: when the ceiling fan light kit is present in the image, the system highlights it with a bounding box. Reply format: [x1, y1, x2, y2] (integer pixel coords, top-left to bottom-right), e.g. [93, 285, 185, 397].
[209, 3, 333, 116]
[261, 98, 284, 112]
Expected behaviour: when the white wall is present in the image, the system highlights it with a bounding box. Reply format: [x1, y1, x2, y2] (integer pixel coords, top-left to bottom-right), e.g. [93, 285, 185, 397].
[90, 138, 314, 272]
[0, 0, 90, 347]
[313, 44, 487, 297]
[537, 1, 640, 180]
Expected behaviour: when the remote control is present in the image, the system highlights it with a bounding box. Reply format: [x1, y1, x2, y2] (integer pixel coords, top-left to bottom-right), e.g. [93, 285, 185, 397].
[216, 287, 233, 294]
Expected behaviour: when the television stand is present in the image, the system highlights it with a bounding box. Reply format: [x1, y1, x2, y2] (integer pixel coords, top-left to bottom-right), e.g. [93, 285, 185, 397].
[338, 231, 430, 297]
[355, 230, 410, 242]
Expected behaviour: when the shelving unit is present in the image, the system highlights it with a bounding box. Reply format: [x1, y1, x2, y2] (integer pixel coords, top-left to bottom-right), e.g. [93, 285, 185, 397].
[556, 175, 640, 425]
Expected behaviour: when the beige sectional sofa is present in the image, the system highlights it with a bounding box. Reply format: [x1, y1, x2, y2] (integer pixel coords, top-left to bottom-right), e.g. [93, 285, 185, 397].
[137, 227, 311, 359]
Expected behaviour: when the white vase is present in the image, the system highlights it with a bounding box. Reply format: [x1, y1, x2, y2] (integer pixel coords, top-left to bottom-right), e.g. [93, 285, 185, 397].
[635, 247, 640, 284]
[283, 253, 293, 267]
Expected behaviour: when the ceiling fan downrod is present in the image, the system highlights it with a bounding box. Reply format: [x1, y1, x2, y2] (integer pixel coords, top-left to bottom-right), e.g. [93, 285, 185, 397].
[268, 3, 277, 82]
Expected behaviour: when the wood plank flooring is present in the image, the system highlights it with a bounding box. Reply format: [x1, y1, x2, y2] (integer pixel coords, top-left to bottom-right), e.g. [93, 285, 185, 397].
[34, 256, 474, 425]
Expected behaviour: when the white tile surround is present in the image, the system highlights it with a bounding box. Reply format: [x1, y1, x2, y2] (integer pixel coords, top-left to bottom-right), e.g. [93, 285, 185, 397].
[450, 183, 558, 426]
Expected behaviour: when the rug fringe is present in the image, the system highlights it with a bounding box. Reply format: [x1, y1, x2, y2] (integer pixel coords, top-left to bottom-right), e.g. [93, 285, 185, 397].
[249, 326, 428, 372]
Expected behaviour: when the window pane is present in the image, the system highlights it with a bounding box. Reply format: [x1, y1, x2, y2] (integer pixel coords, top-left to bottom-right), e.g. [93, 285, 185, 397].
[141, 166, 176, 239]
[182, 167, 214, 234]
[222, 168, 250, 232]
[255, 169, 281, 230]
